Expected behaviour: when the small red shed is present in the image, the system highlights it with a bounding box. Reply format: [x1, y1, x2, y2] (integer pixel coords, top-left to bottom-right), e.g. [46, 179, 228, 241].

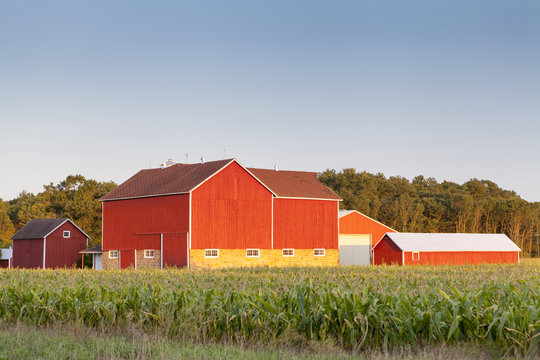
[0, 248, 12, 268]
[11, 218, 90, 269]
[372, 233, 521, 266]
[338, 210, 396, 265]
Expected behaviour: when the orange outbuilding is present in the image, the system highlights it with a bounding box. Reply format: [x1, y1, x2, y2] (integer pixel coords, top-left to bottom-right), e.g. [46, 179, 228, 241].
[338, 210, 396, 265]
[372, 233, 521, 266]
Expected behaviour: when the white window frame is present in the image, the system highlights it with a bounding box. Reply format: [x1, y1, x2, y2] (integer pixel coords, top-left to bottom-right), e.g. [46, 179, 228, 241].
[282, 249, 295, 257]
[204, 249, 219, 258]
[314, 248, 325, 257]
[144, 249, 155, 258]
[246, 249, 260, 258]
[412, 251, 420, 261]
[63, 231, 71, 238]
[109, 250, 119, 259]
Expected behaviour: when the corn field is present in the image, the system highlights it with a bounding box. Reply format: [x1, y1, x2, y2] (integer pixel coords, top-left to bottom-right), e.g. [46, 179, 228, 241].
[0, 261, 539, 357]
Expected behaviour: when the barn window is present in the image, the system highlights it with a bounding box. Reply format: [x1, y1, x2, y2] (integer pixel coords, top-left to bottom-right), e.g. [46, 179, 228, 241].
[246, 249, 260, 258]
[109, 250, 119, 259]
[314, 248, 325, 256]
[204, 249, 219, 258]
[144, 250, 155, 258]
[412, 251, 420, 260]
[63, 231, 70, 238]
[282, 249, 294, 257]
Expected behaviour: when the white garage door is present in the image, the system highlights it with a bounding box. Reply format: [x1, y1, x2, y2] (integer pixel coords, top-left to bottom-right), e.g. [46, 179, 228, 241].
[339, 234, 372, 265]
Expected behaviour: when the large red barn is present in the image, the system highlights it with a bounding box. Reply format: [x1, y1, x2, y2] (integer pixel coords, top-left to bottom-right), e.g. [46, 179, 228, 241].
[100, 159, 341, 269]
[372, 233, 521, 266]
[11, 218, 89, 269]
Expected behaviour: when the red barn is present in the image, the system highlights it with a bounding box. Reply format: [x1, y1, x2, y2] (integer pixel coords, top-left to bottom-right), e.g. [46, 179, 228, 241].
[372, 233, 521, 266]
[11, 218, 89, 269]
[338, 210, 396, 265]
[100, 159, 341, 269]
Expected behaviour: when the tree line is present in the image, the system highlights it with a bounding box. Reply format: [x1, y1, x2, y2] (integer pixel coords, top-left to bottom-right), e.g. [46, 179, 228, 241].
[1, 171, 538, 256]
[320, 169, 540, 257]
[0, 175, 116, 248]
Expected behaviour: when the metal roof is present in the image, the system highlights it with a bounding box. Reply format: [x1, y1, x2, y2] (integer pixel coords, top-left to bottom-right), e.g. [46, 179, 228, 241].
[338, 210, 354, 218]
[80, 245, 102, 254]
[0, 248, 12, 260]
[383, 233, 521, 252]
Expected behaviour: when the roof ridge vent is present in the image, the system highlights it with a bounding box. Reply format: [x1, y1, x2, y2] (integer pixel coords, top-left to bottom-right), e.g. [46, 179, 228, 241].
[201, 156, 206, 164]
[274, 164, 279, 171]
[160, 159, 175, 169]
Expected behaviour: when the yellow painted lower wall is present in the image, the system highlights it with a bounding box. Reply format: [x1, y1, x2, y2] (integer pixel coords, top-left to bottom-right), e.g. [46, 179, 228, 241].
[190, 249, 339, 269]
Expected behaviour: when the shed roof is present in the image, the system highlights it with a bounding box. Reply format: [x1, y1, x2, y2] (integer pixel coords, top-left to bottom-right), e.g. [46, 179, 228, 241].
[11, 218, 90, 240]
[80, 245, 102, 254]
[382, 233, 521, 252]
[0, 248, 12, 260]
[247, 168, 341, 200]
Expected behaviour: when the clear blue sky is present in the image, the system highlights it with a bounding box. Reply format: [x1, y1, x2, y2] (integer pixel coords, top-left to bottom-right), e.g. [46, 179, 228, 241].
[1, 0, 539, 201]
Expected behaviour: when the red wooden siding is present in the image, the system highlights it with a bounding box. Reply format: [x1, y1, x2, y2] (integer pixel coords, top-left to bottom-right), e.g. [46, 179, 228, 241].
[0, 260, 9, 268]
[372, 235, 402, 265]
[191, 161, 273, 249]
[403, 251, 519, 265]
[163, 233, 188, 267]
[13, 239, 44, 268]
[103, 194, 189, 251]
[45, 222, 87, 269]
[120, 249, 136, 268]
[339, 212, 395, 245]
[273, 199, 339, 249]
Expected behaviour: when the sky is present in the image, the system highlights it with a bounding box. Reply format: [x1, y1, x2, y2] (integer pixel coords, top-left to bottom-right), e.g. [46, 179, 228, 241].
[1, 0, 539, 202]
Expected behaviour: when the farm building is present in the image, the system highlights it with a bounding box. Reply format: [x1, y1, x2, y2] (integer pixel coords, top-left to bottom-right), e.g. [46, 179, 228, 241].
[100, 159, 341, 269]
[80, 245, 103, 270]
[372, 233, 521, 266]
[338, 210, 396, 265]
[11, 218, 90, 269]
[0, 248, 12, 268]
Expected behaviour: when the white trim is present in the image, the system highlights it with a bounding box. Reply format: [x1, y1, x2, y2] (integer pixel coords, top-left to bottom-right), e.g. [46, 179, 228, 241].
[189, 192, 192, 250]
[160, 234, 163, 269]
[187, 233, 190, 269]
[271, 196, 274, 249]
[412, 251, 420, 261]
[274, 196, 341, 201]
[314, 248, 325, 256]
[144, 249, 155, 258]
[282, 248, 294, 257]
[109, 250, 119, 259]
[100, 191, 190, 202]
[134, 249, 137, 269]
[402, 251, 405, 266]
[63, 230, 71, 238]
[204, 249, 219, 258]
[41, 218, 92, 240]
[43, 236, 47, 269]
[246, 249, 260, 258]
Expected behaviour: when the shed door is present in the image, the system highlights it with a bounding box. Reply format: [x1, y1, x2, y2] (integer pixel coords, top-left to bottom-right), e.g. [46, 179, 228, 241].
[162, 233, 188, 268]
[339, 234, 371, 265]
[120, 249, 136, 269]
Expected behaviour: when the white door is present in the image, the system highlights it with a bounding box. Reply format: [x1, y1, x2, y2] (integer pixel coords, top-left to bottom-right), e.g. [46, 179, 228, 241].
[93, 254, 103, 270]
[339, 234, 372, 265]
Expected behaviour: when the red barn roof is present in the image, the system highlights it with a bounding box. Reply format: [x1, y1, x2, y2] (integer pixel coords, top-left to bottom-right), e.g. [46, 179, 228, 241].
[11, 218, 90, 240]
[101, 159, 341, 201]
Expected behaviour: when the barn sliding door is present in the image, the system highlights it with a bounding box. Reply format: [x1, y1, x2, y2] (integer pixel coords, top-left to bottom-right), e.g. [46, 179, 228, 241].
[339, 234, 372, 265]
[162, 233, 188, 268]
[120, 249, 136, 269]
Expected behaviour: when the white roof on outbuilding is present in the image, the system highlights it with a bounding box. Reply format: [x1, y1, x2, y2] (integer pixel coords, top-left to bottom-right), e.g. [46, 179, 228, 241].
[0, 248, 12, 260]
[383, 233, 521, 252]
